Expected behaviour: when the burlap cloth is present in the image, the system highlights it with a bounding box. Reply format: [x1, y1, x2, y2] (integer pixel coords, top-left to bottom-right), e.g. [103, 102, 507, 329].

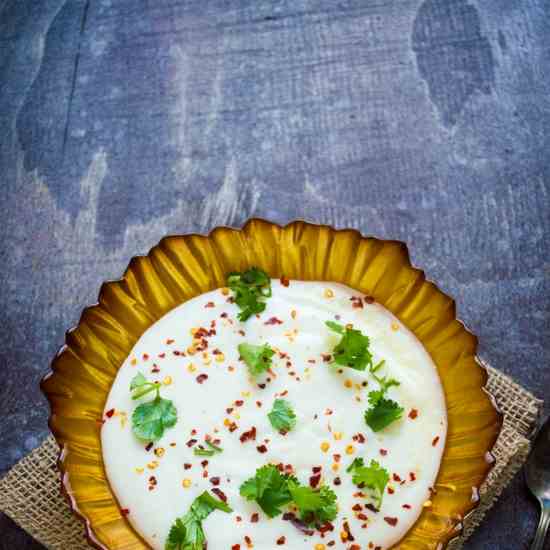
[0, 365, 542, 549]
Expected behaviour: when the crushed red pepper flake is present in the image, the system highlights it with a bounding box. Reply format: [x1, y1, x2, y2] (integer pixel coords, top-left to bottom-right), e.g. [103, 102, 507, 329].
[244, 535, 253, 548]
[196, 373, 208, 384]
[212, 487, 227, 502]
[432, 436, 440, 446]
[186, 439, 197, 448]
[158, 352, 166, 358]
[145, 442, 154, 452]
[105, 408, 115, 418]
[236, 516, 242, 522]
[353, 433, 366, 443]
[333, 477, 342, 486]
[280, 276, 290, 287]
[342, 521, 355, 542]
[226, 407, 234, 414]
[183, 463, 192, 470]
[402, 504, 411, 509]
[364, 296, 375, 304]
[120, 508, 130, 516]
[276, 536, 286, 545]
[235, 400, 244, 407]
[309, 473, 321, 488]
[409, 472, 417, 482]
[210, 477, 220, 486]
[142, 353, 149, 360]
[256, 444, 268, 453]
[232, 545, 241, 550]
[200, 460, 209, 468]
[251, 512, 259, 523]
[388, 486, 395, 494]
[333, 454, 341, 463]
[350, 296, 364, 309]
[240, 427, 257, 443]
[352, 503, 362, 511]
[321, 354, 332, 362]
[228, 421, 238, 432]
[204, 301, 215, 308]
[379, 448, 388, 456]
[393, 473, 402, 482]
[409, 408, 418, 419]
[256, 401, 262, 407]
[264, 316, 283, 325]
[384, 516, 398, 526]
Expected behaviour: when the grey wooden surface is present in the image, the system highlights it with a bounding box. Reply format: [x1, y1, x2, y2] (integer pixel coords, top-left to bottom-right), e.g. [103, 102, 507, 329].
[0, 0, 549, 548]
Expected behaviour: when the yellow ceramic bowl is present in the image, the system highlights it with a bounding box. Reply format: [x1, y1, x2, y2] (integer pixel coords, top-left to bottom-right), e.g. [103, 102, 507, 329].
[41, 219, 502, 550]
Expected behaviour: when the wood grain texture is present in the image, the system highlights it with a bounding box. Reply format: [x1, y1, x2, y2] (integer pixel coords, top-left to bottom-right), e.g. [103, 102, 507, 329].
[0, 0, 548, 548]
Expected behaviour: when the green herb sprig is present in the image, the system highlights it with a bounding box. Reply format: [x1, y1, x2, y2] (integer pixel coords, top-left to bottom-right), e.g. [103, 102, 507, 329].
[325, 321, 372, 371]
[227, 267, 272, 321]
[130, 373, 177, 442]
[165, 491, 232, 550]
[193, 440, 223, 457]
[268, 399, 296, 434]
[347, 458, 389, 510]
[238, 342, 275, 377]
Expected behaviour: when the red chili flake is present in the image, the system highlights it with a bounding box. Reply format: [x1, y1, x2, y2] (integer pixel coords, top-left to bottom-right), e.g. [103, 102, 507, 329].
[201, 460, 209, 468]
[432, 436, 440, 447]
[353, 433, 366, 443]
[251, 512, 259, 523]
[184, 463, 192, 470]
[256, 401, 262, 407]
[220, 312, 229, 319]
[120, 508, 130, 516]
[211, 488, 227, 502]
[325, 408, 333, 416]
[279, 390, 288, 397]
[236, 516, 242, 522]
[235, 400, 244, 407]
[409, 408, 418, 419]
[384, 516, 398, 526]
[288, 371, 296, 376]
[244, 535, 253, 548]
[238, 329, 245, 336]
[365, 503, 378, 513]
[379, 448, 388, 456]
[307, 359, 316, 364]
[232, 545, 241, 550]
[256, 444, 268, 453]
[186, 439, 197, 448]
[312, 466, 322, 474]
[173, 350, 181, 356]
[333, 454, 341, 463]
[264, 316, 283, 325]
[151, 364, 160, 373]
[356, 513, 369, 521]
[148, 476, 157, 485]
[276, 463, 285, 472]
[257, 383, 266, 389]
[280, 275, 290, 287]
[342, 521, 355, 542]
[328, 542, 336, 547]
[228, 422, 238, 432]
[402, 504, 411, 509]
[145, 442, 154, 452]
[142, 353, 149, 360]
[165, 338, 175, 345]
[105, 408, 115, 418]
[285, 361, 292, 368]
[387, 487, 395, 494]
[191, 429, 197, 435]
[158, 352, 166, 358]
[333, 477, 341, 486]
[196, 374, 208, 384]
[240, 427, 257, 443]
[204, 301, 215, 308]
[321, 353, 332, 362]
[202, 470, 208, 478]
[393, 473, 402, 482]
[364, 296, 375, 304]
[276, 536, 286, 545]
[210, 477, 220, 486]
[350, 296, 364, 309]
[309, 473, 321, 488]
[409, 472, 417, 482]
[352, 503, 363, 511]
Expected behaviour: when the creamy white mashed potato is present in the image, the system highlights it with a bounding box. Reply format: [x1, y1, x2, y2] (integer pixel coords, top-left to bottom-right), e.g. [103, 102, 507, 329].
[102, 280, 446, 549]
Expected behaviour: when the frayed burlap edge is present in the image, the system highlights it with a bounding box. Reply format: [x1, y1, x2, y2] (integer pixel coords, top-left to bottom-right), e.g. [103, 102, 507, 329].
[0, 365, 542, 550]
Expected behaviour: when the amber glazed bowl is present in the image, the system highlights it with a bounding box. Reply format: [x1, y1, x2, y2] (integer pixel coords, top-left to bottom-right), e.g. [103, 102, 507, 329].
[41, 219, 502, 550]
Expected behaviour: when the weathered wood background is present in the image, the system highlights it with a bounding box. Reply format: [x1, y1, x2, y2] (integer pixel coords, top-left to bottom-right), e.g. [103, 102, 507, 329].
[0, 0, 548, 548]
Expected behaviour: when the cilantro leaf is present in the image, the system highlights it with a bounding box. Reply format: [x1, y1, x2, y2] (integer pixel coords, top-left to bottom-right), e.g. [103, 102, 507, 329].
[239, 465, 296, 518]
[288, 482, 338, 524]
[227, 267, 272, 321]
[364, 391, 404, 432]
[238, 343, 275, 376]
[193, 440, 223, 457]
[130, 374, 177, 442]
[369, 360, 400, 393]
[325, 321, 372, 371]
[268, 399, 297, 433]
[165, 491, 231, 550]
[349, 459, 390, 510]
[346, 457, 365, 473]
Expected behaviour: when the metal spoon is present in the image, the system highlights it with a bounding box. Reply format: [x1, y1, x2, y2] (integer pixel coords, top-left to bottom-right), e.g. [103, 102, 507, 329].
[525, 416, 550, 550]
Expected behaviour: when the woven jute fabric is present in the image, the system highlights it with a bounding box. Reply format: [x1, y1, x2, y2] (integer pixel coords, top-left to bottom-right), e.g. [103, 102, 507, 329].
[0, 365, 542, 549]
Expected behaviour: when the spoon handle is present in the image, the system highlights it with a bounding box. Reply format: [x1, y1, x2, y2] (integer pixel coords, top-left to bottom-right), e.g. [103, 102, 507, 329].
[531, 505, 550, 550]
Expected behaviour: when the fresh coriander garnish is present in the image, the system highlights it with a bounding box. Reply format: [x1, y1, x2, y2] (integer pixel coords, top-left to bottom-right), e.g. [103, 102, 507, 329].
[240, 465, 339, 522]
[239, 464, 297, 518]
[227, 267, 272, 321]
[346, 457, 365, 473]
[288, 482, 338, 524]
[268, 399, 297, 434]
[193, 440, 223, 457]
[347, 459, 390, 510]
[370, 360, 400, 393]
[130, 373, 177, 442]
[325, 321, 372, 371]
[238, 342, 275, 376]
[165, 491, 232, 550]
[364, 391, 404, 432]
